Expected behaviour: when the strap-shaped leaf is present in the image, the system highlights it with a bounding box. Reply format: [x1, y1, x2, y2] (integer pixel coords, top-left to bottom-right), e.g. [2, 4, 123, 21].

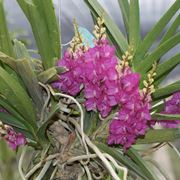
[0, 0, 18, 78]
[118, 0, 129, 35]
[129, 0, 140, 50]
[16, 59, 44, 111]
[154, 53, 180, 85]
[133, 0, 180, 66]
[160, 14, 180, 45]
[153, 80, 180, 100]
[14, 40, 44, 111]
[0, 112, 26, 130]
[137, 128, 180, 144]
[135, 33, 180, 74]
[0, 0, 14, 57]
[0, 98, 26, 123]
[84, 0, 128, 53]
[0, 66, 37, 129]
[96, 143, 148, 179]
[17, 0, 61, 69]
[34, 0, 61, 58]
[152, 113, 180, 120]
[151, 100, 164, 113]
[126, 148, 158, 180]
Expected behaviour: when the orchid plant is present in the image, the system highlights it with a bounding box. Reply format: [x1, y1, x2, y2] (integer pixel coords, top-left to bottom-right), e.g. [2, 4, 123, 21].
[0, 0, 180, 179]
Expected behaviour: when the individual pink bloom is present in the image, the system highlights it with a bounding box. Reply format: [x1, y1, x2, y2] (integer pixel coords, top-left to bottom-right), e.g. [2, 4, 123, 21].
[121, 73, 140, 93]
[97, 100, 111, 118]
[16, 133, 27, 146]
[84, 83, 101, 99]
[84, 98, 97, 111]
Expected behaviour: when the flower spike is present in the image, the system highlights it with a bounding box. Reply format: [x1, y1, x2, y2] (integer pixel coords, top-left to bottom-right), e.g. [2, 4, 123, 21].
[93, 16, 106, 41]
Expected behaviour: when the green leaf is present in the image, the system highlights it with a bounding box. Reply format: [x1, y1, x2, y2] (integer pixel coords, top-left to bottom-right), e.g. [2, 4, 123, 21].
[17, 0, 61, 69]
[84, 0, 128, 53]
[0, 100, 36, 139]
[96, 143, 148, 179]
[16, 59, 44, 111]
[0, 0, 17, 78]
[36, 0, 61, 58]
[37, 67, 57, 84]
[13, 39, 31, 60]
[37, 104, 60, 143]
[155, 53, 180, 85]
[0, 0, 14, 57]
[118, 169, 125, 180]
[0, 51, 17, 71]
[153, 80, 180, 100]
[14, 40, 44, 111]
[152, 113, 180, 121]
[129, 0, 140, 50]
[85, 111, 98, 135]
[133, 0, 180, 66]
[0, 112, 26, 130]
[126, 148, 158, 180]
[135, 33, 180, 74]
[118, 0, 129, 35]
[0, 98, 26, 123]
[37, 66, 66, 84]
[0, 66, 37, 130]
[137, 128, 180, 144]
[160, 14, 180, 45]
[151, 100, 164, 112]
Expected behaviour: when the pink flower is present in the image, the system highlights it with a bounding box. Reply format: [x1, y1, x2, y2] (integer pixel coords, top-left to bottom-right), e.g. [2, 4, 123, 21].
[157, 92, 180, 128]
[54, 36, 154, 149]
[53, 51, 84, 96]
[121, 73, 140, 93]
[108, 71, 151, 149]
[4, 129, 27, 150]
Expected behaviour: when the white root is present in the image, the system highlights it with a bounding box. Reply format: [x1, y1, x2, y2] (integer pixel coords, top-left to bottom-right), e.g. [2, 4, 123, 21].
[35, 160, 52, 180]
[25, 161, 42, 179]
[47, 85, 89, 158]
[104, 153, 128, 180]
[68, 118, 121, 180]
[50, 166, 58, 180]
[22, 84, 127, 180]
[68, 153, 128, 180]
[83, 165, 93, 180]
[18, 146, 27, 180]
[48, 86, 127, 180]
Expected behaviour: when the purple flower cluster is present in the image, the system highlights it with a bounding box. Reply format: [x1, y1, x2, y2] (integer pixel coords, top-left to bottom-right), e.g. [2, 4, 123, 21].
[53, 51, 84, 96]
[160, 92, 180, 128]
[54, 38, 153, 149]
[4, 128, 27, 150]
[108, 69, 151, 149]
[83, 40, 119, 117]
[0, 108, 26, 150]
[54, 39, 120, 117]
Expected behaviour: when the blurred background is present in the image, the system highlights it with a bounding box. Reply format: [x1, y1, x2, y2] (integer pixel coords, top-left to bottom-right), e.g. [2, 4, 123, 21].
[1, 0, 180, 179]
